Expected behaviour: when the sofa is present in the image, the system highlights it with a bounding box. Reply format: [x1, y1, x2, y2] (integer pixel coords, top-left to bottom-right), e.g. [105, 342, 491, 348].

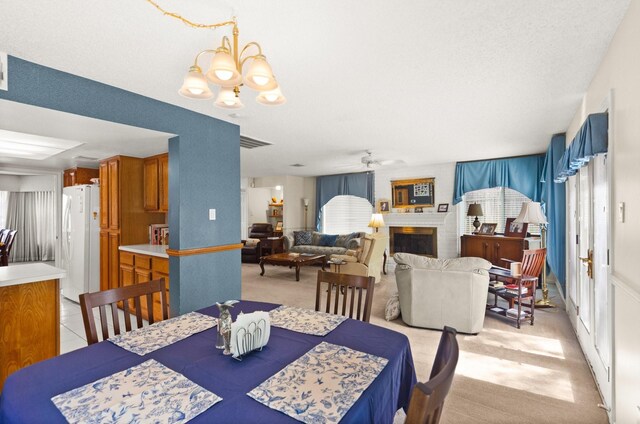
[394, 253, 492, 334]
[329, 233, 388, 283]
[283, 231, 364, 256]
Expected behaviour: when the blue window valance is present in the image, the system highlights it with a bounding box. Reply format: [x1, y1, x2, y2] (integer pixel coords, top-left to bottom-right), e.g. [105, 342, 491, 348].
[554, 113, 608, 183]
[315, 172, 374, 230]
[453, 155, 546, 205]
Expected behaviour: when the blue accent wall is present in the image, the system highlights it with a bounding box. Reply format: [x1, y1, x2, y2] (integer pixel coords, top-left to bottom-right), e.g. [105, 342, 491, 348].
[0, 56, 241, 314]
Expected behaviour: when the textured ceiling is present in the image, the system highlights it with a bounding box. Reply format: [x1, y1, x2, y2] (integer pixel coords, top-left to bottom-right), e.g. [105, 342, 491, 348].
[0, 0, 630, 176]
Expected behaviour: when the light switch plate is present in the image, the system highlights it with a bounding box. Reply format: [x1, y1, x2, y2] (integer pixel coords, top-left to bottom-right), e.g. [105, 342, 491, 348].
[0, 51, 7, 91]
[209, 208, 216, 221]
[618, 202, 625, 223]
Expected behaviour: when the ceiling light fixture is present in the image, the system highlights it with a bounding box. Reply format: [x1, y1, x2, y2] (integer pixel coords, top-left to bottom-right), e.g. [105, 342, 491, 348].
[146, 0, 286, 109]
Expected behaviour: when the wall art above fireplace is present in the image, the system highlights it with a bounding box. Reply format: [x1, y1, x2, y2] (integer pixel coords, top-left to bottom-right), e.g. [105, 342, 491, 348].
[391, 178, 435, 210]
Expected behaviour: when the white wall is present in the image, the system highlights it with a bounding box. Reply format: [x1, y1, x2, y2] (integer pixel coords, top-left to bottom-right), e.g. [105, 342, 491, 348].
[0, 175, 21, 191]
[0, 174, 55, 191]
[565, 2, 640, 422]
[252, 175, 316, 233]
[247, 187, 271, 227]
[375, 163, 459, 263]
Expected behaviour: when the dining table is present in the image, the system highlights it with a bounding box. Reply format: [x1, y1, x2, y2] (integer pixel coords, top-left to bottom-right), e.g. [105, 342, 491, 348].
[0, 300, 417, 423]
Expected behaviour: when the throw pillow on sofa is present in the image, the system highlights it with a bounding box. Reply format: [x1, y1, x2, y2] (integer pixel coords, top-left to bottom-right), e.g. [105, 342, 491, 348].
[294, 231, 313, 246]
[319, 234, 338, 246]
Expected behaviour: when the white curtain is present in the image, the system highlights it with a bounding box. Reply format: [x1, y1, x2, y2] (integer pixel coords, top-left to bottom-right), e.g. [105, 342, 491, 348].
[5, 191, 56, 262]
[0, 191, 8, 228]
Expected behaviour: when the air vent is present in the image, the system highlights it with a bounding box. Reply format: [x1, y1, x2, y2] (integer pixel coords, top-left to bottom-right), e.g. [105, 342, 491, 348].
[289, 163, 305, 167]
[240, 135, 272, 149]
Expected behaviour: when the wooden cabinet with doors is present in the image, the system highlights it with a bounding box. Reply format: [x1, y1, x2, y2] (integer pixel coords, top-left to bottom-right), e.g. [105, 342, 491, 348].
[143, 153, 168, 213]
[119, 250, 170, 320]
[460, 234, 530, 267]
[63, 167, 99, 187]
[99, 156, 165, 292]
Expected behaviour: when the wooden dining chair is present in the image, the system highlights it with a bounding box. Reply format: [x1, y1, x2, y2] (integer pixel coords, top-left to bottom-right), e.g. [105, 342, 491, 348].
[79, 279, 169, 345]
[315, 270, 375, 322]
[0, 230, 17, 266]
[405, 326, 459, 424]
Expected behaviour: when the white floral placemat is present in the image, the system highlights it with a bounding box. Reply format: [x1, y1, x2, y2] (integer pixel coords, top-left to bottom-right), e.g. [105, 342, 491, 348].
[109, 311, 216, 356]
[269, 306, 347, 336]
[248, 342, 388, 423]
[52, 359, 221, 423]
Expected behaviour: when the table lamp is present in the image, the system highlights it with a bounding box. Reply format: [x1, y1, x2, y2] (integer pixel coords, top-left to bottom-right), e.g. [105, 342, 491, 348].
[514, 202, 553, 308]
[368, 213, 385, 233]
[467, 203, 483, 233]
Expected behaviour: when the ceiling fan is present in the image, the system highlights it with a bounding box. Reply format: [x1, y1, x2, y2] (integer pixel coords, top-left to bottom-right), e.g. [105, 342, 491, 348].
[360, 150, 402, 168]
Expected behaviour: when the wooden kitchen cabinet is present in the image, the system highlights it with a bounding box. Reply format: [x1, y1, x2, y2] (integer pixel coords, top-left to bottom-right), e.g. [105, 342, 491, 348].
[63, 167, 99, 187]
[143, 153, 168, 213]
[99, 156, 165, 292]
[119, 250, 170, 320]
[460, 234, 530, 267]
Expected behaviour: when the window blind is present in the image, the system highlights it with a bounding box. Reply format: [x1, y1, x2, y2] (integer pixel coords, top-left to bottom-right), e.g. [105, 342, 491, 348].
[463, 188, 540, 235]
[321, 195, 373, 235]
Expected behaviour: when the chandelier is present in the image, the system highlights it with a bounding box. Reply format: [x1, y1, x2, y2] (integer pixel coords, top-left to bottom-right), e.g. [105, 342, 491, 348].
[146, 0, 286, 109]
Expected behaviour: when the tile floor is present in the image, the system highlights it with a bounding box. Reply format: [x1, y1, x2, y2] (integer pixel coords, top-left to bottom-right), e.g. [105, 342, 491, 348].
[59, 296, 89, 354]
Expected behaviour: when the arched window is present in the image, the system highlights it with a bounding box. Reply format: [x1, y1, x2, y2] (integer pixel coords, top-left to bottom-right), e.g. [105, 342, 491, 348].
[321, 195, 373, 234]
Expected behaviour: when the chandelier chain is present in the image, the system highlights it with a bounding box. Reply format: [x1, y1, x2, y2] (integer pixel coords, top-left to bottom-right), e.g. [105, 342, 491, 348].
[145, 0, 236, 30]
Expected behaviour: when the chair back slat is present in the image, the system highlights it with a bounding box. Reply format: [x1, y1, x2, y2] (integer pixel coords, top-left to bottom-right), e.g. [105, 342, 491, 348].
[315, 271, 375, 322]
[79, 279, 169, 345]
[405, 326, 459, 424]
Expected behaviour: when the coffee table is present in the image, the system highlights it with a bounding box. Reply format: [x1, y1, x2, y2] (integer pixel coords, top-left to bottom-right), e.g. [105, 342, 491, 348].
[259, 253, 326, 281]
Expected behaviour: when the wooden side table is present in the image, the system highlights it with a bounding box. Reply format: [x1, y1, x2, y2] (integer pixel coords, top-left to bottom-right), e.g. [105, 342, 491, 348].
[486, 266, 536, 329]
[261, 237, 284, 256]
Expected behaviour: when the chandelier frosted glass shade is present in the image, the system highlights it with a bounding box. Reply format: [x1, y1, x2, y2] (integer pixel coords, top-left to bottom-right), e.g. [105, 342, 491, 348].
[178, 67, 214, 99]
[215, 87, 244, 109]
[206, 50, 243, 87]
[256, 86, 286, 105]
[244, 56, 278, 91]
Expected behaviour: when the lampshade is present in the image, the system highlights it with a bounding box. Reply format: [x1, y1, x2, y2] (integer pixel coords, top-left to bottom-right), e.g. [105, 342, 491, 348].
[514, 202, 547, 224]
[214, 87, 244, 109]
[244, 56, 278, 91]
[467, 203, 483, 217]
[178, 66, 214, 99]
[206, 49, 243, 87]
[368, 213, 385, 230]
[256, 86, 286, 105]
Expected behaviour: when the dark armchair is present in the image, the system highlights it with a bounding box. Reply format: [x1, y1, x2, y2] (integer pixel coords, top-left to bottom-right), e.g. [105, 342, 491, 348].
[241, 223, 274, 263]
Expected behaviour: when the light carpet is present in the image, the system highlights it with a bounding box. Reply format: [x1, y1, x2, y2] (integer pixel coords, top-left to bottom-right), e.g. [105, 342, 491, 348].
[241, 263, 607, 424]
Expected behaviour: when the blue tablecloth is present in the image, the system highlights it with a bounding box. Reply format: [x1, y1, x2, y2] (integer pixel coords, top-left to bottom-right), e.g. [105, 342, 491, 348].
[0, 301, 416, 423]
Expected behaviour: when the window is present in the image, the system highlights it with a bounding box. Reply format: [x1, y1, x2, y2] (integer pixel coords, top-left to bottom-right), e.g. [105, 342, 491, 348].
[462, 187, 540, 235]
[322, 195, 373, 234]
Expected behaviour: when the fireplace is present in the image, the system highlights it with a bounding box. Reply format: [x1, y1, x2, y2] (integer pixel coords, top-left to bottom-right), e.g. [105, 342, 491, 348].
[390, 226, 437, 258]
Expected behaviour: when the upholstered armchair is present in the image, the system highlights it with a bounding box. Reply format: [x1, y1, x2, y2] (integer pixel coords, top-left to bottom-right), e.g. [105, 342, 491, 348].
[394, 253, 492, 334]
[330, 233, 388, 283]
[241, 223, 274, 263]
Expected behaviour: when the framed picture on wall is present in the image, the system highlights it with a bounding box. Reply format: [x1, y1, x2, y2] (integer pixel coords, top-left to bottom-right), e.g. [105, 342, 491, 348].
[437, 203, 449, 213]
[478, 223, 497, 235]
[377, 199, 391, 214]
[504, 218, 528, 238]
[275, 221, 283, 232]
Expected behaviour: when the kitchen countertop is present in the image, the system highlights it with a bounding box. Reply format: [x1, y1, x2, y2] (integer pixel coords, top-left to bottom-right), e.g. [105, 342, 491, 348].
[0, 263, 67, 288]
[119, 244, 169, 259]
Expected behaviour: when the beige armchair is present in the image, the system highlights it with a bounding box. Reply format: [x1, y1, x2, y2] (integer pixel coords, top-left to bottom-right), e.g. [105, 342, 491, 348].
[330, 233, 388, 283]
[394, 253, 492, 334]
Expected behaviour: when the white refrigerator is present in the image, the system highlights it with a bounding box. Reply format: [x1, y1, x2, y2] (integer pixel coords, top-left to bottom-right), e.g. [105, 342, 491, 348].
[60, 185, 100, 303]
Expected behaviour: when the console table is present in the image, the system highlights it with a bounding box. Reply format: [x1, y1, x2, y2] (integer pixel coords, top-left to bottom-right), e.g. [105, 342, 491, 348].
[460, 234, 531, 267]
